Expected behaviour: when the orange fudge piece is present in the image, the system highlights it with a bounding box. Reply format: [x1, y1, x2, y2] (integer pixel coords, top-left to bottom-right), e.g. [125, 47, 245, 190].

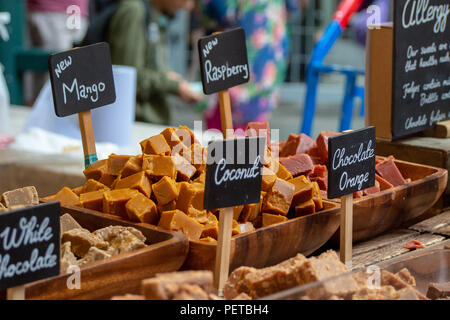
[158, 200, 177, 213]
[200, 212, 219, 239]
[173, 153, 197, 181]
[158, 210, 203, 240]
[83, 159, 107, 180]
[115, 171, 152, 198]
[152, 176, 178, 206]
[294, 199, 316, 217]
[263, 178, 295, 216]
[275, 162, 293, 181]
[103, 189, 139, 218]
[83, 179, 110, 193]
[175, 126, 200, 147]
[289, 175, 313, 206]
[261, 167, 277, 191]
[72, 186, 84, 196]
[143, 155, 176, 179]
[199, 237, 217, 244]
[233, 205, 244, 220]
[107, 154, 131, 176]
[80, 190, 104, 211]
[194, 172, 206, 184]
[120, 155, 143, 178]
[126, 193, 158, 224]
[160, 127, 183, 149]
[311, 182, 323, 210]
[262, 213, 288, 227]
[98, 173, 117, 188]
[232, 219, 241, 236]
[190, 183, 205, 211]
[140, 134, 171, 156]
[53, 187, 81, 207]
[176, 182, 197, 213]
[185, 143, 206, 171]
[187, 207, 209, 224]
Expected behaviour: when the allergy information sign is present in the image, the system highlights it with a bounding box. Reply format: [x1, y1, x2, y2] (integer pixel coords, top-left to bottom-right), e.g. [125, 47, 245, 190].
[198, 27, 250, 95]
[327, 127, 376, 199]
[48, 42, 116, 117]
[393, 0, 450, 137]
[0, 202, 60, 290]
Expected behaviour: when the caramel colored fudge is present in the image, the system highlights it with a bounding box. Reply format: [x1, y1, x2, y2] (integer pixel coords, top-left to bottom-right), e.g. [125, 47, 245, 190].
[311, 181, 324, 210]
[175, 126, 200, 147]
[200, 212, 219, 239]
[263, 178, 295, 216]
[126, 193, 158, 224]
[80, 190, 105, 211]
[120, 155, 143, 178]
[140, 134, 171, 156]
[262, 213, 288, 227]
[294, 199, 316, 217]
[1, 186, 39, 208]
[83, 179, 110, 193]
[107, 154, 131, 176]
[83, 159, 107, 180]
[62, 228, 108, 257]
[143, 155, 176, 179]
[98, 173, 117, 188]
[173, 153, 196, 181]
[187, 207, 209, 224]
[103, 189, 140, 218]
[199, 237, 217, 244]
[152, 176, 178, 206]
[275, 162, 293, 181]
[232, 219, 241, 236]
[289, 175, 313, 206]
[161, 127, 183, 149]
[115, 171, 152, 198]
[72, 186, 84, 196]
[158, 210, 203, 240]
[176, 182, 197, 213]
[190, 183, 204, 210]
[261, 167, 277, 191]
[52, 187, 81, 207]
[233, 205, 244, 220]
[158, 200, 177, 213]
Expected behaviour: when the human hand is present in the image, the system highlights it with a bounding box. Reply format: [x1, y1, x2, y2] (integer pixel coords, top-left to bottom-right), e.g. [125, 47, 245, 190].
[178, 81, 203, 103]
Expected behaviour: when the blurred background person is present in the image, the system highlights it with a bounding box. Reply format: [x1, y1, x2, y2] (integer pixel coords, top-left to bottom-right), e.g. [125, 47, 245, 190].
[84, 0, 202, 125]
[196, 0, 304, 131]
[25, 0, 89, 105]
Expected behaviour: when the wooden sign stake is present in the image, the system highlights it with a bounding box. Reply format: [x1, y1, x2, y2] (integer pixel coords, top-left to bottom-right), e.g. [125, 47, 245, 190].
[7, 285, 25, 300]
[78, 110, 98, 168]
[218, 90, 233, 138]
[214, 206, 234, 292]
[340, 194, 353, 266]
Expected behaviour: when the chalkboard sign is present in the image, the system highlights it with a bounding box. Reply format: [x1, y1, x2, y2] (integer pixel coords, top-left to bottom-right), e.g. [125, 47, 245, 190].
[327, 127, 376, 199]
[204, 137, 265, 210]
[393, 0, 450, 137]
[48, 42, 116, 117]
[0, 202, 60, 290]
[198, 28, 250, 95]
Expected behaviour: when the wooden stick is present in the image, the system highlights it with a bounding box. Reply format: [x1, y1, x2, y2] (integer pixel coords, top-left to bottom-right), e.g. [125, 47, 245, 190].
[218, 90, 234, 138]
[340, 194, 353, 267]
[78, 110, 98, 168]
[214, 206, 234, 294]
[7, 285, 25, 300]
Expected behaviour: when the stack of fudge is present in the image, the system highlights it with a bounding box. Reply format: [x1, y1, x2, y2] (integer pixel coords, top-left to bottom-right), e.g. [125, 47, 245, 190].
[0, 186, 39, 212]
[46, 124, 327, 243]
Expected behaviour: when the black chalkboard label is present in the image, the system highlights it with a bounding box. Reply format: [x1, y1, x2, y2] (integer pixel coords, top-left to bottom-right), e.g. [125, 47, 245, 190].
[327, 127, 376, 199]
[48, 42, 116, 117]
[0, 202, 60, 290]
[198, 28, 250, 95]
[393, 0, 450, 137]
[204, 137, 265, 210]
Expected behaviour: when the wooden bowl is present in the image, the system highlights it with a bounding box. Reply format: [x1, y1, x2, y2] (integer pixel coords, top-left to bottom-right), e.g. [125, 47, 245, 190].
[24, 207, 189, 300]
[331, 158, 448, 244]
[183, 201, 341, 271]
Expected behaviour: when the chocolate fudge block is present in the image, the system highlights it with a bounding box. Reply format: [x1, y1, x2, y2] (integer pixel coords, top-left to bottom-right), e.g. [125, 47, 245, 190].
[427, 282, 450, 300]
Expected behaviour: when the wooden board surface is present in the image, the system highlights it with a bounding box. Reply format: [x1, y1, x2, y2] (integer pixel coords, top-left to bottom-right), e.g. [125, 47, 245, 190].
[409, 210, 450, 234]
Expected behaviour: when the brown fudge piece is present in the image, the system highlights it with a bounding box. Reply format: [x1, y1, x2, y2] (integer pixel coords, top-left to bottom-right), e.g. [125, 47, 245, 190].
[111, 294, 145, 300]
[98, 173, 117, 188]
[53, 187, 81, 207]
[175, 182, 197, 213]
[160, 127, 183, 149]
[152, 176, 178, 206]
[93, 226, 146, 254]
[280, 153, 314, 177]
[83, 159, 107, 180]
[83, 179, 110, 193]
[158, 210, 203, 240]
[261, 167, 277, 191]
[141, 271, 214, 300]
[60, 241, 78, 274]
[190, 183, 205, 210]
[102, 189, 140, 218]
[246, 121, 271, 148]
[107, 154, 131, 176]
[395, 268, 416, 287]
[262, 213, 288, 227]
[119, 155, 143, 178]
[352, 286, 398, 300]
[289, 175, 313, 206]
[125, 193, 158, 224]
[62, 228, 108, 258]
[60, 213, 82, 235]
[175, 126, 200, 147]
[427, 282, 450, 300]
[380, 270, 427, 300]
[143, 155, 176, 179]
[187, 207, 209, 224]
[1, 186, 39, 208]
[275, 162, 293, 180]
[173, 153, 197, 181]
[80, 190, 105, 211]
[140, 134, 171, 156]
[263, 178, 295, 216]
[115, 171, 152, 198]
[158, 200, 177, 213]
[316, 131, 341, 164]
[294, 199, 316, 217]
[396, 288, 422, 300]
[311, 181, 324, 210]
[224, 266, 257, 299]
[280, 133, 316, 157]
[78, 246, 112, 266]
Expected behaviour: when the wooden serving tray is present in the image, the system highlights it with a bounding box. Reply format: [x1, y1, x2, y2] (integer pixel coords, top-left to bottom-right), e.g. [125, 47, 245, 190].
[330, 158, 448, 244]
[24, 208, 189, 300]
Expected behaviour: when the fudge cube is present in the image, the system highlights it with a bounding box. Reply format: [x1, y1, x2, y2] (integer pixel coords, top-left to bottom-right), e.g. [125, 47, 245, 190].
[190, 183, 205, 210]
[83, 159, 107, 181]
[115, 171, 152, 197]
[1, 186, 39, 208]
[107, 154, 132, 176]
[120, 155, 143, 178]
[103, 189, 140, 217]
[126, 193, 158, 224]
[316, 131, 340, 164]
[175, 126, 200, 147]
[98, 173, 118, 188]
[158, 210, 203, 240]
[60, 213, 82, 234]
[173, 153, 197, 181]
[280, 153, 314, 177]
[140, 134, 171, 156]
[294, 199, 316, 217]
[376, 157, 407, 187]
[152, 176, 178, 206]
[311, 181, 324, 210]
[280, 133, 316, 157]
[52, 187, 81, 207]
[80, 190, 105, 211]
[161, 127, 183, 149]
[233, 205, 244, 220]
[289, 175, 313, 206]
[62, 228, 108, 257]
[158, 200, 177, 213]
[143, 155, 176, 179]
[245, 121, 271, 148]
[176, 182, 197, 213]
[187, 207, 209, 224]
[83, 179, 110, 193]
[261, 167, 277, 191]
[72, 186, 85, 196]
[275, 162, 293, 181]
[263, 179, 295, 216]
[262, 213, 288, 227]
